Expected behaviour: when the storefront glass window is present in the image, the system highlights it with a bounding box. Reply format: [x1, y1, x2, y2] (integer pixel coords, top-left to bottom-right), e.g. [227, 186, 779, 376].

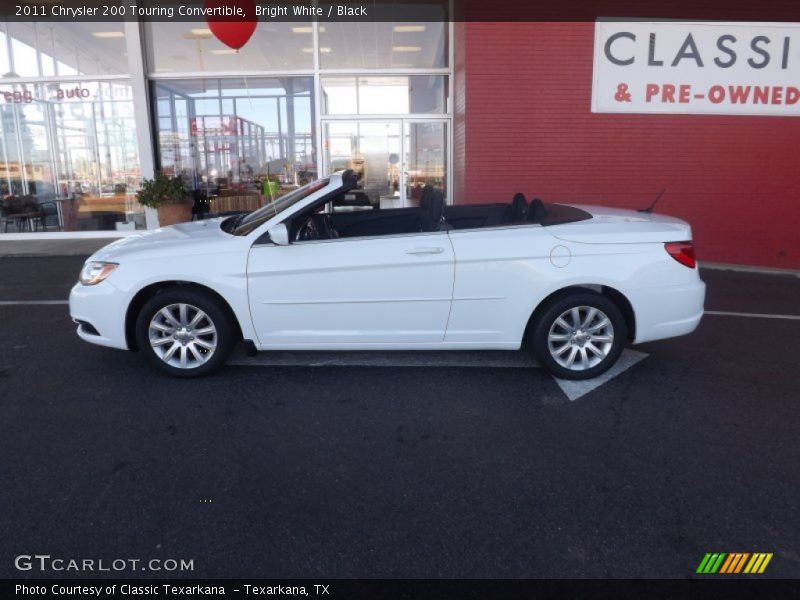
[36, 26, 56, 77]
[152, 77, 315, 214]
[319, 20, 447, 69]
[0, 32, 10, 75]
[2, 22, 129, 78]
[10, 24, 40, 77]
[321, 76, 447, 115]
[321, 120, 448, 209]
[0, 81, 143, 232]
[144, 22, 313, 73]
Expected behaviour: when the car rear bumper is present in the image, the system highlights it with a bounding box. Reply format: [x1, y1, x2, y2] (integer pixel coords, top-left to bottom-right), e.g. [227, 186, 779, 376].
[630, 278, 706, 344]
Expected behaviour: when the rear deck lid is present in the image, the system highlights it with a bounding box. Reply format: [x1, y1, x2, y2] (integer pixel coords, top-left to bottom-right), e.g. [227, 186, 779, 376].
[549, 204, 692, 244]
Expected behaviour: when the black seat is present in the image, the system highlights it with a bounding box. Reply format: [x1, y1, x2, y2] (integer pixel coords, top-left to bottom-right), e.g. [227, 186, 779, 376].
[2, 195, 38, 232]
[419, 184, 434, 212]
[191, 189, 210, 220]
[420, 188, 445, 231]
[510, 193, 528, 221]
[340, 169, 360, 188]
[527, 198, 547, 221]
[418, 184, 433, 230]
[35, 201, 59, 231]
[484, 203, 512, 226]
[429, 190, 445, 227]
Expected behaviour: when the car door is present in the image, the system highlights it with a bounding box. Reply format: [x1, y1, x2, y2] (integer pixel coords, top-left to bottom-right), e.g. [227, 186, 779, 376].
[445, 224, 557, 346]
[246, 231, 455, 348]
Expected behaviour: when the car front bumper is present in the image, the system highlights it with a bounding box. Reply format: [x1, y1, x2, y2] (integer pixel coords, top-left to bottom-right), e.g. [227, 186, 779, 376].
[69, 282, 130, 350]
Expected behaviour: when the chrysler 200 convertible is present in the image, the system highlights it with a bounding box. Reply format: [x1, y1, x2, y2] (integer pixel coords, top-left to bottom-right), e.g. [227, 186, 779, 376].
[70, 170, 705, 380]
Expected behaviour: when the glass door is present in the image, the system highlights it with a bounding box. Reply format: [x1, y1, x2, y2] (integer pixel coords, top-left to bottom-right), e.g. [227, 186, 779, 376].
[322, 120, 402, 208]
[321, 118, 449, 209]
[404, 120, 447, 208]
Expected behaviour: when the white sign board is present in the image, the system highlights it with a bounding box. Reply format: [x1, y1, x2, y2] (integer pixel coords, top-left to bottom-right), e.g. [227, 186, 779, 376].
[592, 21, 800, 116]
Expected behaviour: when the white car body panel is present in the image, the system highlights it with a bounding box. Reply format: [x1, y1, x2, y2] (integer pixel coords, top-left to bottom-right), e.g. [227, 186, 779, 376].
[445, 223, 703, 347]
[550, 204, 692, 244]
[247, 231, 455, 347]
[70, 220, 257, 350]
[69, 172, 705, 359]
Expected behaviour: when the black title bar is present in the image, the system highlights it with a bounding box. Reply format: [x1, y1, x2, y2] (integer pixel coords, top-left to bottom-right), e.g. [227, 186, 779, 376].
[4, 0, 800, 22]
[3, 579, 799, 600]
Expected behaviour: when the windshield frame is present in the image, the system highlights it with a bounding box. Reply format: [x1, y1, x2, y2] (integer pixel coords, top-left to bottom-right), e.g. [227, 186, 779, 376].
[231, 178, 331, 236]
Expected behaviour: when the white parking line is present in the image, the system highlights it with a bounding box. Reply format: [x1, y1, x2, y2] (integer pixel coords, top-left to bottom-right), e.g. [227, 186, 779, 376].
[1, 300, 793, 403]
[704, 310, 800, 321]
[554, 349, 648, 401]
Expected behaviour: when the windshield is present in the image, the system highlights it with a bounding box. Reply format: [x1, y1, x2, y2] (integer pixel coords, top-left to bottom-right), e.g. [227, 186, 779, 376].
[229, 178, 330, 236]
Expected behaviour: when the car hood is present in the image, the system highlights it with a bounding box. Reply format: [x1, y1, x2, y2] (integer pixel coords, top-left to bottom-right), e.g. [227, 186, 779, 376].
[90, 219, 235, 261]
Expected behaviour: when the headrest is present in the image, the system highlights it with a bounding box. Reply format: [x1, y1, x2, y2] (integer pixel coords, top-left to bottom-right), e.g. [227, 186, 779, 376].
[419, 184, 435, 210]
[428, 189, 445, 217]
[340, 169, 359, 187]
[527, 198, 547, 221]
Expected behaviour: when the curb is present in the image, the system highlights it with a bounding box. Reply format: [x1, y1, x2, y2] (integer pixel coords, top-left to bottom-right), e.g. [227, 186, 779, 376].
[700, 262, 800, 277]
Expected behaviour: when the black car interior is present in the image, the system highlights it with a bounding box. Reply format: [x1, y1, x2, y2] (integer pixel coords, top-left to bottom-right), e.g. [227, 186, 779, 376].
[285, 169, 590, 243]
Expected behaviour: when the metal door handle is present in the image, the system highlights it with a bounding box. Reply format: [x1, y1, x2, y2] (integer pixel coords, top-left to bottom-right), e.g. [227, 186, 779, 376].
[406, 246, 444, 255]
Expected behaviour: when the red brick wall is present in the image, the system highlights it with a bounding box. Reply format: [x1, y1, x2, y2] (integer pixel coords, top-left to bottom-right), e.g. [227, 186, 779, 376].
[457, 22, 799, 269]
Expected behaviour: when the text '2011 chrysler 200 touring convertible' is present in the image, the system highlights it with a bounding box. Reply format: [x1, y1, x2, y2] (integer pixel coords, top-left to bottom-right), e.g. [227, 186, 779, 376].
[70, 170, 705, 380]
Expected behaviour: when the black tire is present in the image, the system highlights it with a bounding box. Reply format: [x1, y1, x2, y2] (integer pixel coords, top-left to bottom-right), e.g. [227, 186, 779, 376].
[135, 288, 236, 377]
[530, 292, 627, 380]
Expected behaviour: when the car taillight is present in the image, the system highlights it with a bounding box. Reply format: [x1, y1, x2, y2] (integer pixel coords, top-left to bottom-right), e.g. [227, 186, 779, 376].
[665, 241, 696, 268]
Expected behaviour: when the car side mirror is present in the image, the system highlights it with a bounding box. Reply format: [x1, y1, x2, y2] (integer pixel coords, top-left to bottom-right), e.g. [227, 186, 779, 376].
[267, 223, 289, 246]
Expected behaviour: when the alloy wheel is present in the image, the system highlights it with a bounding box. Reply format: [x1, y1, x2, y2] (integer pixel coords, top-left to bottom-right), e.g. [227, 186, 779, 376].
[148, 303, 218, 369]
[547, 306, 615, 371]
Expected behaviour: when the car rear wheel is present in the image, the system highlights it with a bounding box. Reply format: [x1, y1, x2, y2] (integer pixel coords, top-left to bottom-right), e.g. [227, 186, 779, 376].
[135, 289, 236, 377]
[531, 292, 627, 380]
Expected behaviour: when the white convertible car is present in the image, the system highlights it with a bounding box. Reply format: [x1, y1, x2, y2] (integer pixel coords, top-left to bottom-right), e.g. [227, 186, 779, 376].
[70, 170, 705, 380]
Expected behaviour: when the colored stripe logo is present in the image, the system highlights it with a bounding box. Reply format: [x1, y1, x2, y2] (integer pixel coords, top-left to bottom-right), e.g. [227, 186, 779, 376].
[696, 552, 773, 574]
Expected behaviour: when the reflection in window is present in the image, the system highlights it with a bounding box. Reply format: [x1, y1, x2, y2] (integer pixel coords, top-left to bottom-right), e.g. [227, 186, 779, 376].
[0, 81, 142, 231]
[10, 25, 39, 77]
[152, 78, 315, 213]
[1, 22, 128, 78]
[144, 22, 313, 73]
[324, 121, 402, 205]
[321, 76, 447, 115]
[319, 19, 447, 69]
[36, 26, 55, 77]
[405, 121, 447, 200]
[0, 32, 10, 75]
[322, 121, 449, 209]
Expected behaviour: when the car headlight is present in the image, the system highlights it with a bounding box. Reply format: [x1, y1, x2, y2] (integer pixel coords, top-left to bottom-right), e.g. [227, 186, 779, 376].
[79, 261, 119, 286]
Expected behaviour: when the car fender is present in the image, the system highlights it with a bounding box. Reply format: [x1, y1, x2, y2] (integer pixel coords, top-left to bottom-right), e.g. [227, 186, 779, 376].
[119, 255, 257, 347]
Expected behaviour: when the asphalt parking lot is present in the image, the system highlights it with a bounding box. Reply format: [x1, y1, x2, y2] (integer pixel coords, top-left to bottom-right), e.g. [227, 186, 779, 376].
[1, 255, 799, 579]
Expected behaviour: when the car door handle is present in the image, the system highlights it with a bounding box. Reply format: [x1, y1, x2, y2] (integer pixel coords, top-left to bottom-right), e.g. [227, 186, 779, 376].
[406, 246, 444, 255]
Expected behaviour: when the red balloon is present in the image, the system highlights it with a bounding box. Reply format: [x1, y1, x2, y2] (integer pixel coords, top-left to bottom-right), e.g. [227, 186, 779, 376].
[204, 0, 257, 51]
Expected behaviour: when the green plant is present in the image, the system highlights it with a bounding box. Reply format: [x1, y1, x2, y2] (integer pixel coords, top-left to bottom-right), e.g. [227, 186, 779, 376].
[136, 173, 187, 209]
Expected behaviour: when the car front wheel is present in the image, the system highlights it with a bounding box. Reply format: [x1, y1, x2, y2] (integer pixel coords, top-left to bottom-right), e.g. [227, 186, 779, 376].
[135, 289, 236, 377]
[531, 292, 627, 380]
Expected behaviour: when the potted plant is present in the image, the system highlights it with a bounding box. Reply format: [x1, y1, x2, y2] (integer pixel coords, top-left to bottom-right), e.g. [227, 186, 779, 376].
[136, 173, 192, 226]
